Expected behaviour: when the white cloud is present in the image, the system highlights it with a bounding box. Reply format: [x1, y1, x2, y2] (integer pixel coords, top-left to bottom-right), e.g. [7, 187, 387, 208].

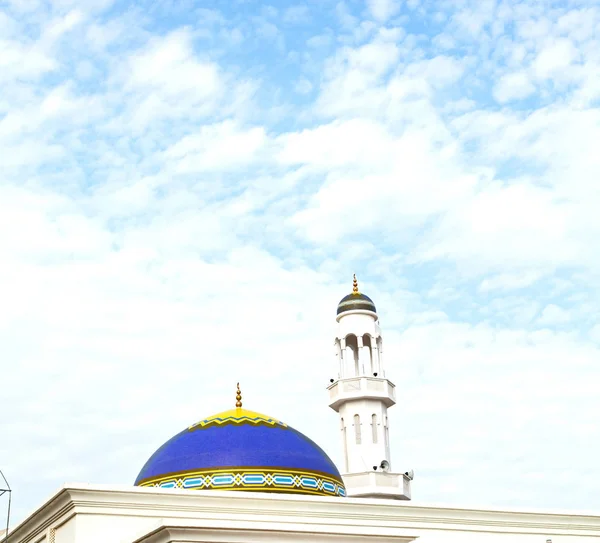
[450, 2, 496, 39]
[442, 98, 476, 113]
[125, 29, 221, 100]
[336, 2, 358, 29]
[478, 272, 544, 293]
[39, 83, 104, 121]
[366, 0, 400, 22]
[432, 33, 455, 50]
[0, 37, 56, 81]
[307, 33, 332, 48]
[285, 124, 477, 244]
[277, 118, 396, 169]
[403, 55, 466, 88]
[316, 35, 401, 117]
[42, 8, 85, 41]
[413, 182, 581, 276]
[109, 29, 247, 132]
[97, 27, 258, 134]
[48, 0, 114, 12]
[397, 321, 600, 505]
[556, 8, 599, 43]
[493, 71, 536, 103]
[532, 38, 578, 80]
[255, 19, 281, 42]
[163, 121, 267, 173]
[536, 304, 571, 326]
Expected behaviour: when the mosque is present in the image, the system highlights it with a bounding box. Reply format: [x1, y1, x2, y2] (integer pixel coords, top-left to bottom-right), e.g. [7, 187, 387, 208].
[6, 278, 600, 542]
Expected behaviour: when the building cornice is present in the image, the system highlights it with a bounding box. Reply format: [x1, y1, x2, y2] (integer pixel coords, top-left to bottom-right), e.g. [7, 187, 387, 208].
[132, 518, 418, 543]
[9, 484, 600, 541]
[7, 487, 75, 543]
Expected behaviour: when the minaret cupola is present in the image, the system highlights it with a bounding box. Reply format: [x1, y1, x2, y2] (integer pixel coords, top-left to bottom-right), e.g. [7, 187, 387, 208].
[336, 275, 378, 317]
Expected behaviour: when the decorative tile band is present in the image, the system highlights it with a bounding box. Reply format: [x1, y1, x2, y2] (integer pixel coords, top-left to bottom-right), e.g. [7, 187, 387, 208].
[138, 467, 346, 497]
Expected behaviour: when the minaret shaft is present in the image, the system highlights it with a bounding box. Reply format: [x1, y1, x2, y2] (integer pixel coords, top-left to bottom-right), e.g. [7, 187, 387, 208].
[328, 276, 411, 500]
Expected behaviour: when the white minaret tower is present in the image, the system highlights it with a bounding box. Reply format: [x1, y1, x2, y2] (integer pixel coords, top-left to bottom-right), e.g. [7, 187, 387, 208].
[327, 275, 411, 500]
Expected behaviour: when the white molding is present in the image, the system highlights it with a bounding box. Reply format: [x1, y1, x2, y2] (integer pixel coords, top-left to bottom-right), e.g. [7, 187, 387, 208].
[344, 472, 411, 500]
[132, 518, 418, 543]
[328, 376, 396, 410]
[336, 309, 378, 322]
[8, 489, 74, 543]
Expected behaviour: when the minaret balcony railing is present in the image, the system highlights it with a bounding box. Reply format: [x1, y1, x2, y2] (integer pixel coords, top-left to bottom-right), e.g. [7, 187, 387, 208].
[327, 376, 396, 411]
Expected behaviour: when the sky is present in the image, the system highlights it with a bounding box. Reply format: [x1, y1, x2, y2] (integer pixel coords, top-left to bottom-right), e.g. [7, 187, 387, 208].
[1, 0, 600, 528]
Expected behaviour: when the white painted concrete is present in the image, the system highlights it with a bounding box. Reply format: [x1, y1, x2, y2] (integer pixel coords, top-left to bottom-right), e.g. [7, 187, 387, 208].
[7, 485, 600, 543]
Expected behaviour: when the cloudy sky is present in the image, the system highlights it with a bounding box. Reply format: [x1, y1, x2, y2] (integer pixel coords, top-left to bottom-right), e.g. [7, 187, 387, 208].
[1, 0, 600, 527]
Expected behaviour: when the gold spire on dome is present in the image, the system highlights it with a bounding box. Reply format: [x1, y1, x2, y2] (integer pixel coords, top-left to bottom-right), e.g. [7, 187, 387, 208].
[352, 274, 359, 294]
[235, 383, 242, 408]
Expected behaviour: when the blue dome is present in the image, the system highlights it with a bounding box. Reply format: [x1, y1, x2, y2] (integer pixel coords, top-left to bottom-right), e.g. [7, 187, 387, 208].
[134, 408, 346, 497]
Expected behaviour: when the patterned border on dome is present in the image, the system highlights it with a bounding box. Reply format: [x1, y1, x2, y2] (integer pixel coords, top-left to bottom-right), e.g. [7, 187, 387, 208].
[138, 467, 346, 497]
[189, 408, 287, 431]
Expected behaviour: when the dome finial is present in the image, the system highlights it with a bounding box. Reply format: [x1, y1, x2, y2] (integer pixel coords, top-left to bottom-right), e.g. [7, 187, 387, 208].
[235, 382, 242, 408]
[352, 274, 359, 294]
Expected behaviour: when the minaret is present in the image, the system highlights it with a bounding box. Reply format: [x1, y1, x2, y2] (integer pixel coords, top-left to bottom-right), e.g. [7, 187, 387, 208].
[327, 275, 411, 500]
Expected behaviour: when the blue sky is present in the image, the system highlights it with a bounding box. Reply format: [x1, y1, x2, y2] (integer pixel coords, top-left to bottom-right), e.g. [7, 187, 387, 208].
[1, 0, 600, 527]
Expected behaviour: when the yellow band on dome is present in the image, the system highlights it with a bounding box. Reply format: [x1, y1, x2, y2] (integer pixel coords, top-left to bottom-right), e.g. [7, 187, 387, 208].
[189, 408, 287, 430]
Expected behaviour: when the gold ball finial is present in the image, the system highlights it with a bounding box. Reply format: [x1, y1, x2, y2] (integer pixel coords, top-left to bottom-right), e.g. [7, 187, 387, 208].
[352, 274, 359, 294]
[235, 382, 242, 408]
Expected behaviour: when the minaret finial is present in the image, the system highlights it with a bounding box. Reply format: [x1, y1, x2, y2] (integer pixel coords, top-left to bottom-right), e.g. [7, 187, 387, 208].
[235, 383, 242, 408]
[352, 274, 359, 294]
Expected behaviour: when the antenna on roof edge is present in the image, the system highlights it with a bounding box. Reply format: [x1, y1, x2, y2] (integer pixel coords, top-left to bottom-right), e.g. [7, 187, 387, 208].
[0, 469, 11, 542]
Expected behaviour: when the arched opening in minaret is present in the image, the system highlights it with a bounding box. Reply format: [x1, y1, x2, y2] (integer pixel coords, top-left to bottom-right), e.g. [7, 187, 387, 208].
[335, 339, 343, 378]
[344, 334, 359, 376]
[362, 334, 374, 374]
[353, 414, 361, 444]
[341, 418, 348, 471]
[384, 414, 389, 450]
[371, 413, 378, 444]
[375, 336, 383, 375]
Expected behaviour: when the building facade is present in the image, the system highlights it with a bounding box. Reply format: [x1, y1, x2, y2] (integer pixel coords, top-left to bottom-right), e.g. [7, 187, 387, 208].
[8, 484, 600, 543]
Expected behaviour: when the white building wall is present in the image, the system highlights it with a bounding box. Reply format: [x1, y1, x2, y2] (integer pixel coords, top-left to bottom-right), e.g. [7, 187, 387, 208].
[337, 313, 380, 339]
[73, 514, 161, 543]
[7, 486, 600, 543]
[53, 518, 76, 543]
[339, 399, 391, 473]
[335, 313, 381, 378]
[413, 532, 584, 543]
[8, 486, 600, 543]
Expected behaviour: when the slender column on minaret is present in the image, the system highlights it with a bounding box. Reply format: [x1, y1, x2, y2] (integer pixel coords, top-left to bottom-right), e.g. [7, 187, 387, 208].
[372, 337, 380, 375]
[356, 335, 365, 375]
